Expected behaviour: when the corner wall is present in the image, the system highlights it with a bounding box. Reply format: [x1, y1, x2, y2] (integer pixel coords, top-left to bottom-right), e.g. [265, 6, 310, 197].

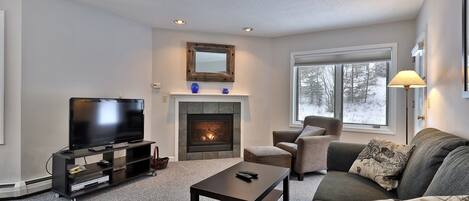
[416, 0, 469, 139]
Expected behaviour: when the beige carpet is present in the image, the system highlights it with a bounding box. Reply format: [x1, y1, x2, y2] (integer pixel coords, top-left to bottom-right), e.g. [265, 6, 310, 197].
[18, 158, 324, 201]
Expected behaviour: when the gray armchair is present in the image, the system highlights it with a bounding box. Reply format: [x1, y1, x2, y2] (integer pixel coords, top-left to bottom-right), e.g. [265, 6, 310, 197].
[273, 116, 342, 180]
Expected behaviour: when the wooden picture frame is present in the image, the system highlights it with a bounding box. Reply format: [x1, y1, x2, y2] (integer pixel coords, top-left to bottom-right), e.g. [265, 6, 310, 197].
[187, 42, 235, 82]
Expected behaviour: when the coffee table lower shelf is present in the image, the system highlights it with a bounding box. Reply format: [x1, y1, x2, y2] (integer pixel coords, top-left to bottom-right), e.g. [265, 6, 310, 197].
[263, 189, 283, 201]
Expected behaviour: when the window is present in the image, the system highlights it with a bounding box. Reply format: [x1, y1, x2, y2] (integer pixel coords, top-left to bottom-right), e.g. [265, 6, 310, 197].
[297, 65, 335, 119]
[342, 62, 388, 125]
[291, 44, 397, 133]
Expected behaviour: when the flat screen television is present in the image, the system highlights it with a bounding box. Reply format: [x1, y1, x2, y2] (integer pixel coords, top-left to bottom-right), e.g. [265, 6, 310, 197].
[69, 98, 144, 150]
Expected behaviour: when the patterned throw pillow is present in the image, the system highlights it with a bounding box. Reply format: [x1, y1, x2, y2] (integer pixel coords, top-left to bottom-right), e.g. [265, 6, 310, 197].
[376, 195, 469, 201]
[349, 139, 414, 191]
[294, 125, 325, 143]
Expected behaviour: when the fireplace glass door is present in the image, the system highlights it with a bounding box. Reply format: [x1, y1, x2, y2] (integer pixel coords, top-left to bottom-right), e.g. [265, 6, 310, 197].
[187, 114, 233, 152]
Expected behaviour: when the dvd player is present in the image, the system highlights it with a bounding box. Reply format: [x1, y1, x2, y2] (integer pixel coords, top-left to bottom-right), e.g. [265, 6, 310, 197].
[70, 175, 109, 192]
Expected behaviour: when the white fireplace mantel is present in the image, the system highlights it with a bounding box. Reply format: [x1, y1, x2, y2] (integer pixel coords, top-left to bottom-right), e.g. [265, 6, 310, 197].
[169, 92, 249, 97]
[170, 92, 249, 161]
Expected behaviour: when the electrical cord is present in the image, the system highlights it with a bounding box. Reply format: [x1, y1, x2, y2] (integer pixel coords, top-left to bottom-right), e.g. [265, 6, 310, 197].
[45, 146, 69, 175]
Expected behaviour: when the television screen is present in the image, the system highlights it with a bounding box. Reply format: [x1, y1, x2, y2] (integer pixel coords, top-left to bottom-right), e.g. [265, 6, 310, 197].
[69, 98, 144, 150]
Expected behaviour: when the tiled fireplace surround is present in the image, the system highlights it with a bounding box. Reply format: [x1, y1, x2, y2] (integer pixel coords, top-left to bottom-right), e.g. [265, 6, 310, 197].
[178, 102, 241, 161]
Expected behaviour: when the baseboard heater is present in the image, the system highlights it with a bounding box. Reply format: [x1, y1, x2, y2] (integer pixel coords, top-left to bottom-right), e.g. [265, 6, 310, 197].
[0, 176, 52, 199]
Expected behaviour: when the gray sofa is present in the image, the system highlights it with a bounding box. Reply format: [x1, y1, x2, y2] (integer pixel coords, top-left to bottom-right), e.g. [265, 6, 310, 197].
[273, 116, 342, 180]
[313, 128, 469, 201]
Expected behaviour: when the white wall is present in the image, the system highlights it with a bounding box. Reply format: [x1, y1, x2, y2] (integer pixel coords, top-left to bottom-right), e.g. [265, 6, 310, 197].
[271, 20, 416, 144]
[152, 28, 273, 157]
[416, 0, 469, 139]
[20, 0, 152, 180]
[0, 0, 22, 183]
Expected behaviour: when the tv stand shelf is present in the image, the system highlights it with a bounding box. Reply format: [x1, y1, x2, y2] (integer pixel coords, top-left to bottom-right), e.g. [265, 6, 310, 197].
[52, 141, 155, 200]
[57, 141, 154, 159]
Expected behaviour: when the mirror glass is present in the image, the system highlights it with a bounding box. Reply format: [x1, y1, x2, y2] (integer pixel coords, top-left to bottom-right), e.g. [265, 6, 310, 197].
[195, 51, 227, 73]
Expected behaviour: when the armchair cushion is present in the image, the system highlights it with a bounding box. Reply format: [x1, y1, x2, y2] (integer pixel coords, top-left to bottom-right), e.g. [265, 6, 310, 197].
[294, 125, 325, 144]
[276, 142, 298, 158]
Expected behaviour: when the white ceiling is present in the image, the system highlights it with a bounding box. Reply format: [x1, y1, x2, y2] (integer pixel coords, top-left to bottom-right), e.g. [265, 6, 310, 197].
[74, 0, 424, 37]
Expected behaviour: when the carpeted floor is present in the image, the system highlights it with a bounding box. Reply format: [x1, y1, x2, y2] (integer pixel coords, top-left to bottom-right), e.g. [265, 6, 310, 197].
[18, 158, 324, 201]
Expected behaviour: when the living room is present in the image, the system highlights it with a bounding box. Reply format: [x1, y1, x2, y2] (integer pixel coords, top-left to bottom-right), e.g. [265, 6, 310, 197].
[0, 0, 468, 201]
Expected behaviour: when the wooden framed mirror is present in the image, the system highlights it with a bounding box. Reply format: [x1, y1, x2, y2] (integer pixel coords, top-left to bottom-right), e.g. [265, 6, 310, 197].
[187, 42, 235, 82]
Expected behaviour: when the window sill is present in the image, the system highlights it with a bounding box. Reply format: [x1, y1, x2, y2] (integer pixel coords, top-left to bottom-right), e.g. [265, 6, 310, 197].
[343, 125, 395, 135]
[289, 123, 395, 135]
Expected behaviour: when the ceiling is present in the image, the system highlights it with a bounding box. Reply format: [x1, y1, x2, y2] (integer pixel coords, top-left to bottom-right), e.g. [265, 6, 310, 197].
[74, 0, 424, 37]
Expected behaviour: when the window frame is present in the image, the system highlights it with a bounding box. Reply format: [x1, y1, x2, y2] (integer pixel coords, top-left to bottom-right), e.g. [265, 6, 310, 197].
[290, 43, 398, 135]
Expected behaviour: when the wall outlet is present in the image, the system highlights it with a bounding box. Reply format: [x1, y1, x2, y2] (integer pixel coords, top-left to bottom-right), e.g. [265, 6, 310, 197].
[162, 95, 168, 103]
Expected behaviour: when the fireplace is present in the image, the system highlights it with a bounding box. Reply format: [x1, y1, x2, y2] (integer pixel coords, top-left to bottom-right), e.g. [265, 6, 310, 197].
[187, 114, 233, 152]
[178, 102, 241, 161]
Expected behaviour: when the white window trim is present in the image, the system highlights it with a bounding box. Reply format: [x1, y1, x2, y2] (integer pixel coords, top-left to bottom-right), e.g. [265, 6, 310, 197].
[289, 43, 399, 135]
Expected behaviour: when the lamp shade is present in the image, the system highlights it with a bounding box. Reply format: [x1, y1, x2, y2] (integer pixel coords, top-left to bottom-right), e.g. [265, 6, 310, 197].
[388, 70, 426, 88]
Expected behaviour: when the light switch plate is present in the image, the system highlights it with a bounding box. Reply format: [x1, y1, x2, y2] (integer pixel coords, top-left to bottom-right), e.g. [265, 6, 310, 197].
[152, 82, 161, 89]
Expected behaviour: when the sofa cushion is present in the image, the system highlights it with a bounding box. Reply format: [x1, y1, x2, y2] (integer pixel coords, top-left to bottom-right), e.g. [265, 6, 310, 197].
[349, 139, 414, 190]
[376, 195, 469, 201]
[295, 125, 325, 143]
[397, 128, 469, 199]
[276, 142, 298, 158]
[424, 146, 469, 196]
[313, 171, 397, 201]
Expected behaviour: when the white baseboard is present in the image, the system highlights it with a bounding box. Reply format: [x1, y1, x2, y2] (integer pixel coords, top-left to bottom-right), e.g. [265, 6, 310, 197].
[0, 177, 51, 199]
[168, 156, 176, 162]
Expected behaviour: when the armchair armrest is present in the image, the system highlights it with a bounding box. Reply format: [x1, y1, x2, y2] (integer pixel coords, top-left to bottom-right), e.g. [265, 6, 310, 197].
[273, 130, 301, 145]
[327, 142, 366, 172]
[295, 135, 337, 173]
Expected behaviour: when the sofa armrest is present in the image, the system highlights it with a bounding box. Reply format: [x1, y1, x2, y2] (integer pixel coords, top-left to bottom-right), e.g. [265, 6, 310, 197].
[295, 135, 336, 173]
[273, 130, 301, 145]
[327, 142, 366, 172]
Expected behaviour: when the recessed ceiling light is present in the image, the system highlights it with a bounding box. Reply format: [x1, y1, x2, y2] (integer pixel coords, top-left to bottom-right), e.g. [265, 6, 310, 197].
[243, 27, 254, 32]
[173, 19, 186, 25]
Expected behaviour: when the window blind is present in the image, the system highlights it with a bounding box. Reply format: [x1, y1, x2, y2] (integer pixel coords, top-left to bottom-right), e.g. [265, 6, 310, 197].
[294, 48, 392, 66]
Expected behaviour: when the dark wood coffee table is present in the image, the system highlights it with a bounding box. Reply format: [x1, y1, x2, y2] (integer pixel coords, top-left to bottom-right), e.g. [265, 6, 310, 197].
[190, 162, 290, 201]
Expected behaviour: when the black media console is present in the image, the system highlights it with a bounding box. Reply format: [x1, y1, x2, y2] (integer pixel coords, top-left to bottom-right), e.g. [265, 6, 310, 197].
[52, 141, 155, 201]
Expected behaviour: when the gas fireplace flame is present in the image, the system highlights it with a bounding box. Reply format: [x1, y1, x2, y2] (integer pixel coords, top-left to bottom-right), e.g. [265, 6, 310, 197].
[201, 128, 217, 141]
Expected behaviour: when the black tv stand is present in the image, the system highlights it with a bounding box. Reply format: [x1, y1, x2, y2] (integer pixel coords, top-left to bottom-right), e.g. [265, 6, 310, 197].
[52, 141, 155, 201]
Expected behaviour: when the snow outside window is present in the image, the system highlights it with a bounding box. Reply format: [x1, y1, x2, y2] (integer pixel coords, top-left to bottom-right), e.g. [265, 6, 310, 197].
[292, 46, 392, 128]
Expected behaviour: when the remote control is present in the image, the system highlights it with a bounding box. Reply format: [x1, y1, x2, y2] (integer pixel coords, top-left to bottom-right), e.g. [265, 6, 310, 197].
[239, 171, 258, 178]
[236, 173, 252, 182]
[97, 160, 110, 167]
